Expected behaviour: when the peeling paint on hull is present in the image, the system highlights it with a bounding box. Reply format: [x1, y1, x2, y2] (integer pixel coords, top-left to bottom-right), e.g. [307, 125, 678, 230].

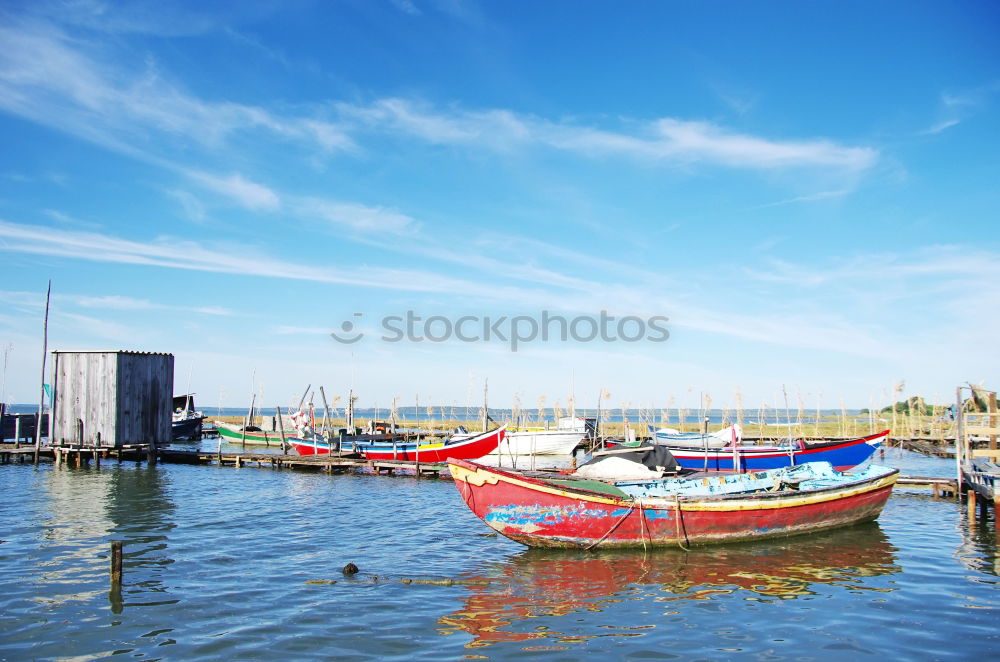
[449, 459, 897, 549]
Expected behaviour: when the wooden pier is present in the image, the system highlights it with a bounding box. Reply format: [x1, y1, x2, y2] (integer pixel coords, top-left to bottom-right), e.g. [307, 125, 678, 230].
[954, 386, 1000, 512]
[0, 443, 456, 477]
[158, 448, 456, 477]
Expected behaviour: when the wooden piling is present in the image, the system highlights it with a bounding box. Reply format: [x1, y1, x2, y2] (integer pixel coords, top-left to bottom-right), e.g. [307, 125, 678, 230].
[968, 489, 977, 525]
[35, 281, 51, 466]
[276, 406, 288, 453]
[110, 540, 123, 586]
[990, 393, 998, 451]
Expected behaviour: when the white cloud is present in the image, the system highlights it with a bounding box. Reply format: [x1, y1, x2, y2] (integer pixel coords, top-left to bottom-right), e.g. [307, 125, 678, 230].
[75, 295, 157, 310]
[167, 189, 208, 222]
[0, 19, 354, 159]
[0, 219, 536, 301]
[335, 98, 878, 172]
[920, 119, 961, 135]
[186, 171, 280, 211]
[297, 198, 417, 233]
[751, 189, 851, 209]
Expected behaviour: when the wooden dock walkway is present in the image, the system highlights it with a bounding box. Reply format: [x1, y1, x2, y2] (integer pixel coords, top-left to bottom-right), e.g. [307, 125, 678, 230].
[0, 443, 455, 477]
[158, 448, 455, 477]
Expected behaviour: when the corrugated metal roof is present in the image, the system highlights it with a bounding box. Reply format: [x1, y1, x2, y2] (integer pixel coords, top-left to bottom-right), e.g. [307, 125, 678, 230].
[51, 350, 174, 356]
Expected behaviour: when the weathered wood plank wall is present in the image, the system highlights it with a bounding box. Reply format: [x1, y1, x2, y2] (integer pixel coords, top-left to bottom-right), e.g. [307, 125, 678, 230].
[51, 351, 173, 446]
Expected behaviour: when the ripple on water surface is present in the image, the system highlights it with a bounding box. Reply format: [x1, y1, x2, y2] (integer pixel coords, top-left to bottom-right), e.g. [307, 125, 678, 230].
[0, 454, 999, 659]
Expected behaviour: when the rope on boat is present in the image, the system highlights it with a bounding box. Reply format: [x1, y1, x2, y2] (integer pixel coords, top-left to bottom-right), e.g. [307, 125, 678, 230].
[585, 501, 637, 550]
[674, 494, 691, 551]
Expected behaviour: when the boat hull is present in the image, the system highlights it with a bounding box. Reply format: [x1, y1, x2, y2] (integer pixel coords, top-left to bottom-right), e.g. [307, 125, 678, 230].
[449, 458, 897, 549]
[491, 429, 585, 456]
[287, 436, 329, 455]
[172, 415, 205, 440]
[664, 430, 888, 472]
[360, 426, 505, 462]
[288, 427, 507, 462]
[214, 422, 289, 446]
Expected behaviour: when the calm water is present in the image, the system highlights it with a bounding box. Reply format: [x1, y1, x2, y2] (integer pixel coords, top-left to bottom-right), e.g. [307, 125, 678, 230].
[1, 447, 998, 660]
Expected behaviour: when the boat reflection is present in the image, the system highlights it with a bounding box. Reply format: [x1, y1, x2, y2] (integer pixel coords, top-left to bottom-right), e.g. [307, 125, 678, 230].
[439, 523, 899, 647]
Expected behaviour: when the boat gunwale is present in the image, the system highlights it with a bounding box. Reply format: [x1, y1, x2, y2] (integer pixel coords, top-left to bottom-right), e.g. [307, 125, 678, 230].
[448, 457, 900, 511]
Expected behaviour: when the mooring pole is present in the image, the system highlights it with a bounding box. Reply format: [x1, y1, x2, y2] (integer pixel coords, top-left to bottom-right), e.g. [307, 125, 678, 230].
[34, 280, 51, 466]
[109, 540, 124, 613]
[111, 540, 123, 585]
[956, 387, 964, 492]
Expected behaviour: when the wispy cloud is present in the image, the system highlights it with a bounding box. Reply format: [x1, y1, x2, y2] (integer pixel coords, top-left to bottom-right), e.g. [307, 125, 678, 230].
[920, 119, 961, 135]
[921, 81, 1000, 135]
[185, 170, 281, 211]
[43, 209, 103, 230]
[390, 0, 422, 16]
[0, 290, 238, 317]
[5, 219, 996, 366]
[272, 325, 332, 335]
[743, 247, 1000, 295]
[0, 219, 535, 301]
[336, 98, 879, 172]
[750, 189, 851, 209]
[0, 19, 354, 160]
[296, 198, 418, 234]
[167, 189, 208, 223]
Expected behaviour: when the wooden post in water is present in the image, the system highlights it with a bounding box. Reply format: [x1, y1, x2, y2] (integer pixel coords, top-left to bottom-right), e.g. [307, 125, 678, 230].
[276, 406, 288, 454]
[34, 281, 51, 466]
[989, 392, 997, 451]
[111, 540, 123, 586]
[956, 387, 965, 492]
[968, 489, 977, 526]
[347, 388, 354, 432]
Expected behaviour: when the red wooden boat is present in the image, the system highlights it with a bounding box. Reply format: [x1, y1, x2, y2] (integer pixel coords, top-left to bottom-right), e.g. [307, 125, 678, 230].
[290, 426, 507, 462]
[448, 458, 897, 549]
[357, 426, 505, 462]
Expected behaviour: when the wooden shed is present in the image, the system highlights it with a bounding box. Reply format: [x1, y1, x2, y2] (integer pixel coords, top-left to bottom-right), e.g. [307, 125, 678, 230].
[50, 350, 174, 447]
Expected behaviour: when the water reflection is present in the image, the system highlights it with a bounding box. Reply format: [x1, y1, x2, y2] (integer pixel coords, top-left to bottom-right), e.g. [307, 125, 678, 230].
[37, 463, 179, 613]
[440, 523, 900, 648]
[103, 465, 178, 611]
[956, 507, 1000, 579]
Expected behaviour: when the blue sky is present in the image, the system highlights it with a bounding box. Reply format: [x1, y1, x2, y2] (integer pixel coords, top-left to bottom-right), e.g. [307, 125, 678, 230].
[0, 0, 998, 413]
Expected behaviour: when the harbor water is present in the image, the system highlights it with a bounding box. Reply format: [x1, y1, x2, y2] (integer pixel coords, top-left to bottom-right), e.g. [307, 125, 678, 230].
[1, 447, 998, 660]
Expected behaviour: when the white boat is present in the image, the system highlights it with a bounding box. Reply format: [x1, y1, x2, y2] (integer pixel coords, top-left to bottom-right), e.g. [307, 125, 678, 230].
[453, 416, 591, 456]
[652, 423, 743, 449]
[490, 416, 590, 456]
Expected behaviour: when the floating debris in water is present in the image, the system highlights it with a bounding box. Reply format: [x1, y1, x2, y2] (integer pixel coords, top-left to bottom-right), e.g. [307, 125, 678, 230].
[342, 562, 359, 575]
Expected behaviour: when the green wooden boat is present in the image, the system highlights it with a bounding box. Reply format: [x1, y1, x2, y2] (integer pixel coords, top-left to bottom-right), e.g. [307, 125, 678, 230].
[213, 421, 290, 446]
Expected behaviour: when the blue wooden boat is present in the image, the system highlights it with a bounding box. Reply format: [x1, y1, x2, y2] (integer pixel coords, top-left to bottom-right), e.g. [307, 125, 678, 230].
[661, 430, 888, 472]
